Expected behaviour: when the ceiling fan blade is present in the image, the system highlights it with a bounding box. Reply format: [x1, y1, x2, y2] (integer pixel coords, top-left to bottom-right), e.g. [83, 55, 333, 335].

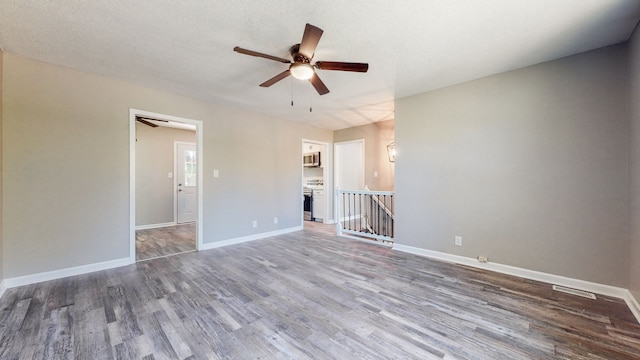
[233, 46, 291, 64]
[309, 73, 330, 95]
[137, 116, 168, 123]
[136, 118, 159, 128]
[260, 70, 291, 87]
[315, 61, 369, 73]
[298, 24, 323, 59]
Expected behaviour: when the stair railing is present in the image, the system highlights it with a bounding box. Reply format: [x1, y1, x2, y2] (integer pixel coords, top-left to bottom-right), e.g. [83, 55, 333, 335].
[336, 187, 394, 244]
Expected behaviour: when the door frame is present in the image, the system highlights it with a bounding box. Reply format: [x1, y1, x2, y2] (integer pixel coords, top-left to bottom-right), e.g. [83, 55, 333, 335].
[174, 141, 197, 224]
[129, 109, 204, 264]
[301, 139, 333, 224]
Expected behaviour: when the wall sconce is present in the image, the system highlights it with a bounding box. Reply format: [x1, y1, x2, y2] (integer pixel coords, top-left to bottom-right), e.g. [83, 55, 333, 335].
[387, 141, 396, 162]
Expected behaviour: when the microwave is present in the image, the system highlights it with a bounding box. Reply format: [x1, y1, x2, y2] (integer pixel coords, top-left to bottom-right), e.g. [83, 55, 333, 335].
[303, 152, 321, 167]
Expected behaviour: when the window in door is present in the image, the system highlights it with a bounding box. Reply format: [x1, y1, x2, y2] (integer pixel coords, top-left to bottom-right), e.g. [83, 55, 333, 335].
[184, 150, 197, 186]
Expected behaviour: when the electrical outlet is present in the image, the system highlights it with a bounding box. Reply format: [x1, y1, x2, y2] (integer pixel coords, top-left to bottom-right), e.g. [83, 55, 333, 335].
[252, 220, 257, 228]
[454, 236, 462, 246]
[273, 217, 278, 224]
[477, 256, 488, 263]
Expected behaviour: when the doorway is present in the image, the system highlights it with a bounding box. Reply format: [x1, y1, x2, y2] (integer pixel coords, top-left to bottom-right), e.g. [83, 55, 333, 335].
[129, 109, 203, 263]
[302, 139, 332, 224]
[334, 139, 365, 191]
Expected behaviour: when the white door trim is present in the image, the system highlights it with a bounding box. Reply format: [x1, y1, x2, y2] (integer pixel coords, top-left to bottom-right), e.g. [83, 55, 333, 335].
[129, 109, 204, 264]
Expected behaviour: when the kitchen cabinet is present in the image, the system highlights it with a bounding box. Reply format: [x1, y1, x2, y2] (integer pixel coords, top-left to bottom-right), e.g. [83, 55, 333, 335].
[312, 189, 324, 221]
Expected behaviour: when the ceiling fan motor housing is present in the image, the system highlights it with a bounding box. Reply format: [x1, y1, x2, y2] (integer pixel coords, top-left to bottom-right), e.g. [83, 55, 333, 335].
[288, 43, 315, 80]
[290, 44, 311, 63]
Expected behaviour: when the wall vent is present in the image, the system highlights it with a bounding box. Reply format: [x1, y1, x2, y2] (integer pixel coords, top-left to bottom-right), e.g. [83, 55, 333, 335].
[552, 285, 596, 300]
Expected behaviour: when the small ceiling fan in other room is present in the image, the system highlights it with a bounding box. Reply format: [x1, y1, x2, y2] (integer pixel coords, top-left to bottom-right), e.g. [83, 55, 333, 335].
[234, 23, 369, 95]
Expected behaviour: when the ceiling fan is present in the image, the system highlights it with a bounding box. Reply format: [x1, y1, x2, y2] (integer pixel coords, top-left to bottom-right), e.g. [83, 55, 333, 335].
[234, 23, 369, 95]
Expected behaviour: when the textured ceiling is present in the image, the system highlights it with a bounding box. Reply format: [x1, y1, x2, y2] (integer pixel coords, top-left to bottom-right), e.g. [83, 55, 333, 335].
[1, 1, 639, 130]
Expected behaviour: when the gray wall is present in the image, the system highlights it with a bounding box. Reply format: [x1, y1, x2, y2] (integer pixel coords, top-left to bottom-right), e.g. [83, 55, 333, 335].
[135, 124, 196, 226]
[0, 49, 4, 282]
[630, 27, 640, 300]
[334, 120, 395, 191]
[2, 53, 331, 278]
[395, 44, 630, 287]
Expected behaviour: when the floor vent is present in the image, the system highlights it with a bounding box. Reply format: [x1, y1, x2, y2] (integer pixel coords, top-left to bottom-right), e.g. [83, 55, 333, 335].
[552, 285, 596, 300]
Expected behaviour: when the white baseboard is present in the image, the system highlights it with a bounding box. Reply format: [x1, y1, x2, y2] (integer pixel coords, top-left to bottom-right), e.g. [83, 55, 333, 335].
[394, 243, 640, 324]
[2, 257, 131, 289]
[0, 280, 6, 299]
[201, 226, 302, 250]
[624, 291, 640, 324]
[135, 222, 175, 230]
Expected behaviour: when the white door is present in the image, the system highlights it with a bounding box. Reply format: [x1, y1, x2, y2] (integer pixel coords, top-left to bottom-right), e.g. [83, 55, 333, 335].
[176, 142, 197, 224]
[334, 140, 365, 191]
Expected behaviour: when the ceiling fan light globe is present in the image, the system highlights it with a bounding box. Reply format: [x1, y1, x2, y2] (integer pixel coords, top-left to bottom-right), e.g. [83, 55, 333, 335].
[290, 63, 315, 80]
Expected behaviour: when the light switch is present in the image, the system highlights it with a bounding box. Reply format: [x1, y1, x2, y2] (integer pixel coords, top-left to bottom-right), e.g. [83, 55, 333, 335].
[213, 169, 219, 178]
[168, 172, 173, 178]
[373, 171, 378, 178]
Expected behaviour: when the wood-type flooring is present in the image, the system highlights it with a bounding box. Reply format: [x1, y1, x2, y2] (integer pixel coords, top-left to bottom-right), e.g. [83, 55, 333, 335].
[1, 223, 639, 359]
[136, 223, 196, 261]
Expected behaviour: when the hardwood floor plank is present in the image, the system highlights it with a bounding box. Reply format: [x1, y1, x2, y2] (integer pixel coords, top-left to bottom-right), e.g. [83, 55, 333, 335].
[137, 312, 180, 359]
[306, 331, 375, 360]
[5, 297, 30, 334]
[0, 298, 32, 359]
[74, 308, 115, 360]
[153, 309, 194, 359]
[114, 340, 137, 360]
